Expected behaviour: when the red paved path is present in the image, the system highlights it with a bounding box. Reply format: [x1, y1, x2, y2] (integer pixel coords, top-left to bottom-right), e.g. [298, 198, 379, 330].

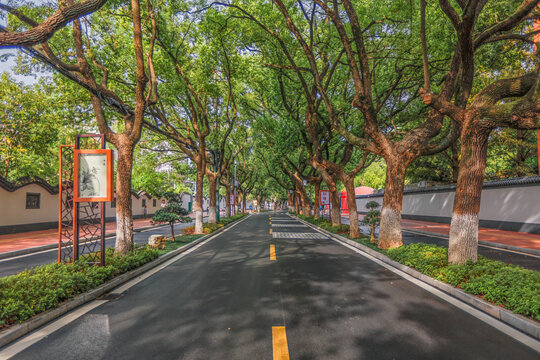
[0, 211, 220, 254]
[2, 212, 539, 254]
[345, 214, 540, 251]
[0, 218, 157, 254]
[400, 218, 540, 251]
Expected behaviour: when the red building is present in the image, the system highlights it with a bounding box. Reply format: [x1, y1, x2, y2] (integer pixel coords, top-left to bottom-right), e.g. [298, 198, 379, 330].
[340, 186, 375, 215]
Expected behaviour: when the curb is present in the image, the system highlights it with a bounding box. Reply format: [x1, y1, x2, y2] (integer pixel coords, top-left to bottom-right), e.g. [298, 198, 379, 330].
[401, 228, 540, 257]
[0, 223, 181, 260]
[0, 214, 250, 348]
[293, 215, 540, 341]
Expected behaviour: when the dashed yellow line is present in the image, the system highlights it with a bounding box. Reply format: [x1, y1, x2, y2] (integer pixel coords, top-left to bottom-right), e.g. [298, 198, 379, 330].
[270, 244, 276, 260]
[269, 228, 273, 235]
[272, 326, 290, 360]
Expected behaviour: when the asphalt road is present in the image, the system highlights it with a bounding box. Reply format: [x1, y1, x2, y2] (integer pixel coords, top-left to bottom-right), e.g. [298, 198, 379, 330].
[0, 220, 202, 278]
[3, 212, 538, 359]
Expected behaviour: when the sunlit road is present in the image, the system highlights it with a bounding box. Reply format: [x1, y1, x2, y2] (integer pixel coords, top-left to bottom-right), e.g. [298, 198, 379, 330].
[2, 212, 538, 359]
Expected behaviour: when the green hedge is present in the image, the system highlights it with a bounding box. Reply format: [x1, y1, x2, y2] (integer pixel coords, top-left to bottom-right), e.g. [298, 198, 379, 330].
[0, 248, 159, 328]
[297, 214, 350, 234]
[298, 215, 540, 321]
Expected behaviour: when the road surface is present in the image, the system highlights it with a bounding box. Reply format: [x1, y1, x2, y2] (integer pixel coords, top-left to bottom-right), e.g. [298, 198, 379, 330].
[2, 212, 537, 359]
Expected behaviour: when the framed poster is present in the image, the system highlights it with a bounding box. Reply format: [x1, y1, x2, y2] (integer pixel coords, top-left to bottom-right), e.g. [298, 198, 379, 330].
[74, 149, 114, 202]
[319, 190, 330, 205]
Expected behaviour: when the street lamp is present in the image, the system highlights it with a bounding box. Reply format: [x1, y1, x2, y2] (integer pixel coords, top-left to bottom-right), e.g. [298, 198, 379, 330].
[208, 149, 220, 222]
[234, 160, 238, 215]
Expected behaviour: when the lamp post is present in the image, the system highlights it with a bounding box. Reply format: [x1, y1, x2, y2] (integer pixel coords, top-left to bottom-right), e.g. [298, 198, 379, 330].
[234, 160, 237, 215]
[209, 149, 220, 222]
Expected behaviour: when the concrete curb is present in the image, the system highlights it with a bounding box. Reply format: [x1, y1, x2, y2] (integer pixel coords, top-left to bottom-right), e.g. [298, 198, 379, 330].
[401, 227, 540, 257]
[0, 214, 250, 348]
[293, 215, 540, 341]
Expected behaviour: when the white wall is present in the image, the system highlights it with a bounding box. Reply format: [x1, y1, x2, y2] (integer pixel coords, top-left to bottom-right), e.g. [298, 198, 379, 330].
[356, 182, 540, 233]
[0, 183, 208, 233]
[0, 184, 59, 227]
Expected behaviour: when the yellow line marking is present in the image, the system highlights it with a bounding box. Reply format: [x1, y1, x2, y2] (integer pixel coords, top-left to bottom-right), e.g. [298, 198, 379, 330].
[272, 326, 290, 360]
[270, 221, 272, 225]
[270, 229, 273, 234]
[270, 244, 276, 260]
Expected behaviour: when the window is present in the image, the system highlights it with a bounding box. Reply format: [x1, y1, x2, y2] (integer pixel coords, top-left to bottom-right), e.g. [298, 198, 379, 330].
[142, 199, 146, 207]
[153, 199, 156, 207]
[111, 198, 116, 208]
[26, 193, 40, 209]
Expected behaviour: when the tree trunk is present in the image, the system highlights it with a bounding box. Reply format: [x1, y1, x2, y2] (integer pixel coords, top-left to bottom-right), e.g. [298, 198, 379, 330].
[451, 142, 460, 183]
[170, 222, 175, 241]
[330, 189, 341, 226]
[343, 175, 360, 238]
[448, 127, 490, 264]
[313, 182, 321, 219]
[115, 145, 134, 254]
[378, 158, 407, 249]
[243, 193, 247, 213]
[370, 224, 376, 243]
[194, 168, 204, 234]
[287, 192, 294, 212]
[208, 176, 217, 224]
[298, 187, 311, 216]
[225, 185, 231, 217]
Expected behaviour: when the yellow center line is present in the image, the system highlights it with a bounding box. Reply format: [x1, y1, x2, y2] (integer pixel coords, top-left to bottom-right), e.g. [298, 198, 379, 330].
[272, 326, 290, 360]
[269, 228, 273, 235]
[270, 244, 276, 260]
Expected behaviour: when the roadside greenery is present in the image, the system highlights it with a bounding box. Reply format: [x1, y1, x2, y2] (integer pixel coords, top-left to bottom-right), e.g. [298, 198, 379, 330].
[0, 213, 248, 328]
[182, 213, 248, 234]
[0, 247, 160, 327]
[298, 215, 540, 321]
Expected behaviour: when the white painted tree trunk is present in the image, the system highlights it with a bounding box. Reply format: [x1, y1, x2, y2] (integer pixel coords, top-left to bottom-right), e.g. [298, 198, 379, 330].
[449, 213, 479, 264]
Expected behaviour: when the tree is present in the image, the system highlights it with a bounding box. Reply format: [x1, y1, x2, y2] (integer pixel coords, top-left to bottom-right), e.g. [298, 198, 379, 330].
[0, 0, 109, 46]
[419, 0, 540, 264]
[363, 201, 381, 244]
[1, 0, 159, 254]
[152, 193, 190, 241]
[0, 74, 89, 181]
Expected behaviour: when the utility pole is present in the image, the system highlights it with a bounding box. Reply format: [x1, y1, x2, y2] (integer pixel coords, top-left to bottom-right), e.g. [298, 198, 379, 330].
[213, 149, 220, 222]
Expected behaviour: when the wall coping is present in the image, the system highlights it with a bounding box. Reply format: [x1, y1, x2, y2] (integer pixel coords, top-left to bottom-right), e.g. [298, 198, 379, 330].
[356, 175, 540, 199]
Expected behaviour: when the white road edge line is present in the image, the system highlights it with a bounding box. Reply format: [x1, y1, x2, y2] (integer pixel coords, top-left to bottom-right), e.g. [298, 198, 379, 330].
[0, 300, 108, 360]
[305, 222, 540, 353]
[0, 215, 250, 359]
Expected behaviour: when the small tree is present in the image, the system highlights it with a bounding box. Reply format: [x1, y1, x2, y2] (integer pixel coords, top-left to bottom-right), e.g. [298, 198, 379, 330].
[363, 201, 381, 243]
[152, 210, 180, 241]
[152, 195, 190, 241]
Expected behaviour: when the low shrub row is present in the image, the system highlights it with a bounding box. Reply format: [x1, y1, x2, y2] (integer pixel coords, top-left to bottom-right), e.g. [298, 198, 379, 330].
[0, 247, 160, 328]
[297, 214, 350, 234]
[297, 215, 540, 321]
[182, 213, 248, 234]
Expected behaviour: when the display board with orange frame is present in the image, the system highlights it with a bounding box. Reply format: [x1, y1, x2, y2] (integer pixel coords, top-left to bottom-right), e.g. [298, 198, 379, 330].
[74, 149, 114, 202]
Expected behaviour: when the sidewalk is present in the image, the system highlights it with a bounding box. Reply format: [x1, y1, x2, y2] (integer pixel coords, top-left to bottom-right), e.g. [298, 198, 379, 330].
[342, 213, 540, 252]
[0, 218, 157, 254]
[0, 211, 223, 255]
